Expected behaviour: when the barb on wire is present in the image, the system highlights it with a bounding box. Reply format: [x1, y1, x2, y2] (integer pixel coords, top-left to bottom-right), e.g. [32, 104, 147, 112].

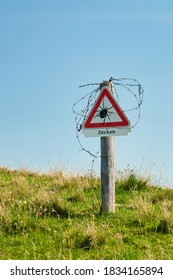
[72, 77, 144, 174]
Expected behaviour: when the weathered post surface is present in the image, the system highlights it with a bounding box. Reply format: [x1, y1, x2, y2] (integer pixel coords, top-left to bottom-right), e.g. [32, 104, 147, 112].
[100, 81, 115, 213]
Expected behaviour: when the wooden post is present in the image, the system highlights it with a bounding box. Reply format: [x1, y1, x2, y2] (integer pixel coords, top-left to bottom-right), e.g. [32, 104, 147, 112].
[100, 81, 115, 213]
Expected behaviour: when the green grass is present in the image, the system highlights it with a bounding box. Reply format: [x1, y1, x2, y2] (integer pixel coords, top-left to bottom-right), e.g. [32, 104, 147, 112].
[0, 167, 173, 260]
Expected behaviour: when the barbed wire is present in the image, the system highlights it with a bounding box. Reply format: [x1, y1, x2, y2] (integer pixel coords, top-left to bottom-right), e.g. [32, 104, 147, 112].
[72, 77, 144, 174]
[110, 77, 144, 128]
[72, 86, 100, 163]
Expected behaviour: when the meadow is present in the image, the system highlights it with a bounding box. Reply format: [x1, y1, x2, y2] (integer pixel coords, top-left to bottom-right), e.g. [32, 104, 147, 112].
[0, 167, 173, 260]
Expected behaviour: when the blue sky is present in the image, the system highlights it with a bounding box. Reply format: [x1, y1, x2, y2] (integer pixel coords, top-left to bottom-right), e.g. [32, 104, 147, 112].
[0, 0, 173, 187]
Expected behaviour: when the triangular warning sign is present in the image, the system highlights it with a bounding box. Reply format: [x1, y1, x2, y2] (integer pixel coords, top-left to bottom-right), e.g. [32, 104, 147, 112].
[83, 87, 130, 129]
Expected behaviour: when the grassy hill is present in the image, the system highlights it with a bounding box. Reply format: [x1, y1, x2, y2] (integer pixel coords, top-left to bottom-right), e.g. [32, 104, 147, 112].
[0, 167, 173, 260]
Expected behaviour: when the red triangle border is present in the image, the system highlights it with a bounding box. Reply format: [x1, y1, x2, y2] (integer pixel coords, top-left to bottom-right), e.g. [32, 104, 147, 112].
[84, 87, 130, 129]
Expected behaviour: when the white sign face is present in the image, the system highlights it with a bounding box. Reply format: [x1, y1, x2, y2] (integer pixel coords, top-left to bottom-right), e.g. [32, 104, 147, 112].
[82, 126, 131, 137]
[88, 95, 122, 125]
[82, 86, 131, 137]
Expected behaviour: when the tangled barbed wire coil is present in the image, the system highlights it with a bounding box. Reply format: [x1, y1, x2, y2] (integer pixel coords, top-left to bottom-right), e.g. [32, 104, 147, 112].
[72, 77, 144, 173]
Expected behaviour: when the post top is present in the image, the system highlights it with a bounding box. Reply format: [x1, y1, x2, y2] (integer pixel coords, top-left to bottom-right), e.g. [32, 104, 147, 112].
[100, 80, 114, 94]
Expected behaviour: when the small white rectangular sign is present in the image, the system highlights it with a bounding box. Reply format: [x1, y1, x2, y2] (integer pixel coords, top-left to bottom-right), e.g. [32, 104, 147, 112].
[82, 126, 131, 137]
